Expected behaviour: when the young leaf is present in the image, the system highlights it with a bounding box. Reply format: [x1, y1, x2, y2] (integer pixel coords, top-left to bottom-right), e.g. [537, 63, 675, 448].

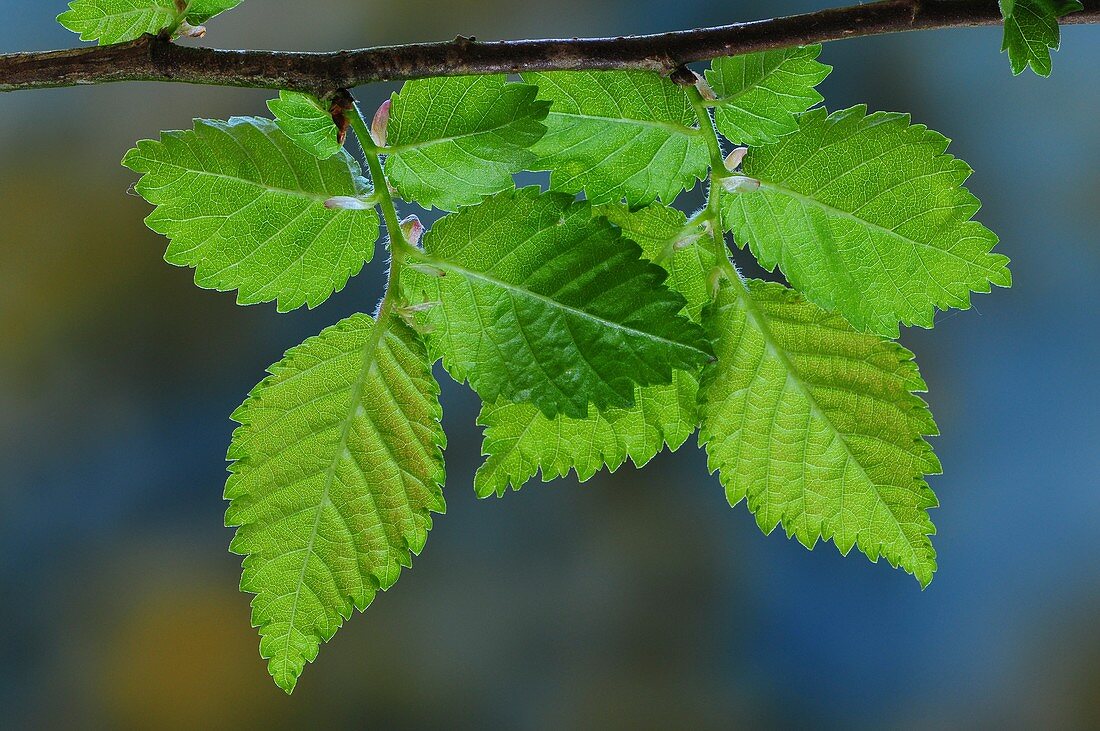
[722, 105, 1011, 337]
[123, 117, 380, 312]
[58, 0, 242, 44]
[1000, 0, 1083, 76]
[699, 277, 941, 587]
[705, 45, 831, 145]
[521, 70, 709, 206]
[225, 312, 446, 694]
[405, 188, 713, 419]
[268, 91, 343, 159]
[384, 75, 550, 211]
[475, 203, 715, 497]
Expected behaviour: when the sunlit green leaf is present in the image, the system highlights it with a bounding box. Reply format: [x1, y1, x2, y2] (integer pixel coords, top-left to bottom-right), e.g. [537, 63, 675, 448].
[699, 277, 941, 586]
[226, 312, 446, 693]
[722, 105, 1010, 336]
[123, 117, 380, 312]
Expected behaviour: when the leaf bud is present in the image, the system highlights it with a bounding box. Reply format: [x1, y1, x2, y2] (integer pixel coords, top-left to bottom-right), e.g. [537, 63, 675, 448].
[324, 196, 373, 210]
[694, 72, 717, 101]
[371, 99, 392, 147]
[400, 215, 425, 247]
[175, 21, 207, 39]
[719, 175, 761, 194]
[723, 147, 748, 172]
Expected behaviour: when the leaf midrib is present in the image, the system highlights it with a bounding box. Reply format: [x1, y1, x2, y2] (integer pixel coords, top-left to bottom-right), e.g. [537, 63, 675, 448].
[422, 254, 710, 359]
[707, 52, 803, 108]
[724, 279, 923, 567]
[280, 315, 391, 679]
[545, 111, 701, 137]
[134, 155, 364, 204]
[386, 113, 542, 155]
[754, 179, 1001, 274]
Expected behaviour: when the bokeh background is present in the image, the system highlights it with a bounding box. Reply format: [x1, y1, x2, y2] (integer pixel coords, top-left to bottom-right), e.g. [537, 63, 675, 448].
[2, 1, 1099, 728]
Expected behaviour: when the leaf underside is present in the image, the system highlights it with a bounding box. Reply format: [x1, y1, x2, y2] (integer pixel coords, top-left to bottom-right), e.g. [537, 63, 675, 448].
[123, 117, 380, 312]
[699, 278, 941, 587]
[723, 105, 1011, 337]
[999, 0, 1083, 76]
[269, 91, 343, 160]
[225, 312, 446, 694]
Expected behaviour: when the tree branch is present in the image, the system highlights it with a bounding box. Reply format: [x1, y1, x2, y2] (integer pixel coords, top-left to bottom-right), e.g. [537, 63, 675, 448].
[2, 0, 1098, 97]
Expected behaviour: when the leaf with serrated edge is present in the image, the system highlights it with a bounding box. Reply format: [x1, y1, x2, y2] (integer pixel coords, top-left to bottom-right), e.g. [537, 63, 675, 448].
[722, 105, 1010, 337]
[699, 277, 940, 587]
[475, 202, 715, 497]
[385, 75, 549, 210]
[58, 0, 241, 44]
[522, 70, 709, 206]
[123, 117, 380, 312]
[405, 188, 713, 419]
[705, 45, 831, 145]
[1000, 0, 1083, 76]
[596, 202, 716, 322]
[225, 312, 446, 693]
[269, 91, 343, 160]
[476, 370, 699, 497]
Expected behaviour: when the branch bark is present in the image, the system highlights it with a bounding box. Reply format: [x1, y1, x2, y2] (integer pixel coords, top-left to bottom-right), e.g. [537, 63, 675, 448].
[2, 0, 1098, 97]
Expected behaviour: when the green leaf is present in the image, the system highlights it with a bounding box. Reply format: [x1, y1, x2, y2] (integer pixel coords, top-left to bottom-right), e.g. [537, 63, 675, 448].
[384, 75, 549, 211]
[405, 188, 714, 419]
[475, 203, 716, 497]
[705, 45, 831, 145]
[596, 202, 716, 321]
[521, 70, 709, 206]
[699, 277, 941, 587]
[722, 105, 1011, 337]
[225, 312, 446, 694]
[123, 117, 380, 312]
[268, 92, 343, 160]
[475, 370, 699, 497]
[1000, 0, 1083, 76]
[58, 0, 241, 44]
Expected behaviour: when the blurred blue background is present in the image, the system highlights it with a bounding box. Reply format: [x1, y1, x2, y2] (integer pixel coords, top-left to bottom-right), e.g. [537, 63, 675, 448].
[2, 2, 1098, 728]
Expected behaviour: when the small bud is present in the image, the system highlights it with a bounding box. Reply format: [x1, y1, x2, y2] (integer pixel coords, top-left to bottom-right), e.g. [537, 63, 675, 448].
[694, 72, 716, 101]
[409, 262, 446, 277]
[673, 232, 703, 251]
[719, 175, 761, 194]
[371, 99, 391, 147]
[329, 91, 355, 147]
[723, 147, 748, 172]
[400, 215, 424, 247]
[324, 196, 372, 210]
[175, 21, 207, 39]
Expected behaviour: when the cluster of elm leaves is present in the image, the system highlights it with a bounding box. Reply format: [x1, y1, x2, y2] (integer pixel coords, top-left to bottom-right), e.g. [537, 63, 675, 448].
[54, 0, 1082, 693]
